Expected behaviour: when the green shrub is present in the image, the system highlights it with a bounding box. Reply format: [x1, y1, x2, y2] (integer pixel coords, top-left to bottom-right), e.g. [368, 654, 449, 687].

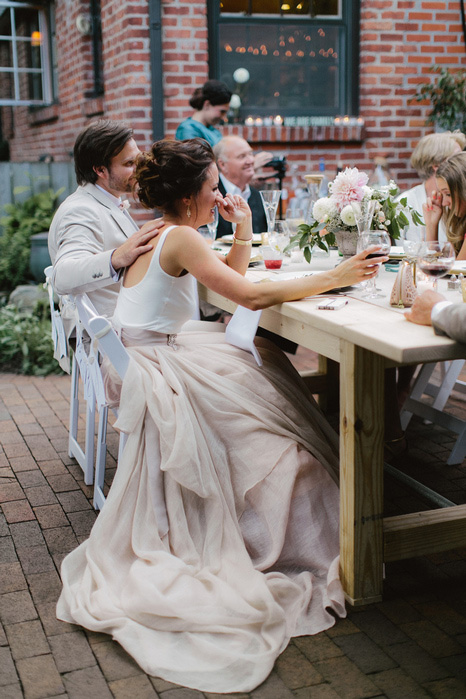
[0, 187, 63, 294]
[0, 297, 63, 375]
[413, 66, 466, 132]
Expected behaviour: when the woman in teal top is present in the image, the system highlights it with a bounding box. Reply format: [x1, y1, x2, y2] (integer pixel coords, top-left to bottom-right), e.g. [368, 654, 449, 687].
[175, 80, 232, 147]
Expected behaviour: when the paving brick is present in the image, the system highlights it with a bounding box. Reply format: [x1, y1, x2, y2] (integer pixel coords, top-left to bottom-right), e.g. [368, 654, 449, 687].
[423, 676, 466, 697]
[0, 590, 38, 625]
[57, 490, 92, 513]
[67, 510, 97, 537]
[33, 503, 69, 529]
[437, 653, 466, 684]
[0, 537, 18, 564]
[16, 544, 56, 575]
[25, 484, 59, 507]
[49, 630, 96, 672]
[92, 640, 144, 681]
[26, 570, 62, 605]
[5, 619, 50, 660]
[0, 562, 27, 593]
[332, 632, 397, 674]
[0, 683, 24, 698]
[400, 619, 463, 658]
[0, 646, 19, 686]
[386, 641, 451, 684]
[10, 521, 45, 548]
[16, 653, 64, 699]
[376, 598, 422, 626]
[294, 634, 344, 662]
[274, 642, 323, 689]
[47, 473, 80, 492]
[108, 674, 160, 698]
[0, 511, 9, 537]
[0, 620, 6, 645]
[351, 607, 408, 646]
[36, 601, 77, 637]
[62, 665, 113, 698]
[3, 442, 30, 458]
[0, 483, 25, 503]
[1, 499, 35, 523]
[38, 459, 69, 477]
[372, 667, 430, 698]
[16, 470, 48, 489]
[43, 525, 78, 554]
[313, 656, 382, 699]
[293, 686, 341, 699]
[8, 455, 40, 472]
[324, 617, 360, 637]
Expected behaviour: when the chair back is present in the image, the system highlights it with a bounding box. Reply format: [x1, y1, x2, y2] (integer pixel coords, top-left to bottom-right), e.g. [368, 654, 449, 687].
[44, 265, 71, 373]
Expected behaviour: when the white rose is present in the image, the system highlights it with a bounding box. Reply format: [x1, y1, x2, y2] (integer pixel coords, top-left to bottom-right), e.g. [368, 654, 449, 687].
[378, 211, 386, 222]
[340, 204, 356, 226]
[312, 197, 336, 221]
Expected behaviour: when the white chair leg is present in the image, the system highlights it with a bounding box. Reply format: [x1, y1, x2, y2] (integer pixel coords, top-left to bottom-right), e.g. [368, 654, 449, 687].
[400, 362, 437, 431]
[83, 400, 95, 486]
[93, 406, 108, 510]
[68, 353, 79, 458]
[432, 360, 465, 411]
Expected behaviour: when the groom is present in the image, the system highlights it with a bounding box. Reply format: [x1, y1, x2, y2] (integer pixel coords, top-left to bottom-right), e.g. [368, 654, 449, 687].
[48, 119, 163, 324]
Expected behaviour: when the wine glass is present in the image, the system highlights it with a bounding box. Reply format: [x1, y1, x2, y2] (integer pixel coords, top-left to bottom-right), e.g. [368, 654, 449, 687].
[401, 226, 425, 286]
[350, 200, 377, 235]
[207, 205, 219, 240]
[417, 241, 455, 291]
[357, 230, 391, 298]
[260, 190, 282, 236]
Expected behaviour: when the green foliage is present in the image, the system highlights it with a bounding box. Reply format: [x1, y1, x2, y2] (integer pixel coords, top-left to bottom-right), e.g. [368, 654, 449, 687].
[0, 187, 63, 294]
[0, 297, 63, 376]
[413, 66, 466, 131]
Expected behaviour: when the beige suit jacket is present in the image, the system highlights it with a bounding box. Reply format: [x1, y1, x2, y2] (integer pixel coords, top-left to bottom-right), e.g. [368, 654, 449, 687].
[48, 183, 139, 319]
[432, 303, 466, 344]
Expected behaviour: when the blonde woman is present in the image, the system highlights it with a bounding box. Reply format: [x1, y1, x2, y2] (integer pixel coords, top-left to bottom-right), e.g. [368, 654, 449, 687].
[424, 151, 466, 258]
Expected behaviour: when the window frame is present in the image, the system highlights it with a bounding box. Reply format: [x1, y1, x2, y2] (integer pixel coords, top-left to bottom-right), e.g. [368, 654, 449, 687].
[207, 0, 360, 119]
[0, 0, 54, 106]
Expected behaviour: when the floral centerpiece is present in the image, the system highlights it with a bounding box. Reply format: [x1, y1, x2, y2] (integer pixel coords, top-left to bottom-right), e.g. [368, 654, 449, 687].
[288, 167, 423, 262]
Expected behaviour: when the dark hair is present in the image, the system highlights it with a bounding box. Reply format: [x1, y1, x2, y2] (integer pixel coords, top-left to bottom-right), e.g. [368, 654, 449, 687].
[189, 80, 232, 111]
[73, 119, 133, 185]
[135, 138, 215, 216]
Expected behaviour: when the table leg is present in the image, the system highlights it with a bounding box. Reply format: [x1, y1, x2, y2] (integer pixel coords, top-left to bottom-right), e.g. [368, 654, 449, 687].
[339, 341, 385, 605]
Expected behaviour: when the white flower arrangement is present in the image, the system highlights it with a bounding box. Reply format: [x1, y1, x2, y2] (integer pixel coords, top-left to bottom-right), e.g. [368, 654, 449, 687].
[288, 167, 423, 263]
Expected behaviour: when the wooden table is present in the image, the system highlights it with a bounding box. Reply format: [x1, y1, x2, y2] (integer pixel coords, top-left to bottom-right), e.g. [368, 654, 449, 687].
[198, 256, 466, 605]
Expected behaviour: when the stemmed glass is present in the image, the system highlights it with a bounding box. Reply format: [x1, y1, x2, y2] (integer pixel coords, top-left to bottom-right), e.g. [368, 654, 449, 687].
[198, 206, 218, 246]
[417, 241, 455, 291]
[351, 200, 377, 235]
[401, 226, 425, 286]
[357, 230, 391, 298]
[207, 205, 218, 240]
[260, 190, 282, 236]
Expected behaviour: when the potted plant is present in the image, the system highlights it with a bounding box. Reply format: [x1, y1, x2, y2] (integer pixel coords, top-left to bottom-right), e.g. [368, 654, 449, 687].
[412, 65, 466, 132]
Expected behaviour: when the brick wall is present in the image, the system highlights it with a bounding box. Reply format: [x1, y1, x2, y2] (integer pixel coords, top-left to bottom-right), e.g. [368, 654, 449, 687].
[2, 0, 466, 196]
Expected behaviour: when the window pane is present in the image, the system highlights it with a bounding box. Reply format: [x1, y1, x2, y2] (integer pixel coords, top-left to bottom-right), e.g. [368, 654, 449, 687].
[0, 38, 12, 68]
[0, 70, 13, 100]
[220, 1, 319, 14]
[312, 0, 339, 16]
[219, 23, 340, 115]
[220, 0, 249, 12]
[0, 5, 11, 36]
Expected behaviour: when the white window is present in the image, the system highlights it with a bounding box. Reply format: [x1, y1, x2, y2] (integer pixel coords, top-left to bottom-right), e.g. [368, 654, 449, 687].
[0, 1, 54, 106]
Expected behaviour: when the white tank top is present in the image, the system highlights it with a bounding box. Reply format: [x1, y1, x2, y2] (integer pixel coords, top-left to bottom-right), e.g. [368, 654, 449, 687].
[112, 226, 198, 334]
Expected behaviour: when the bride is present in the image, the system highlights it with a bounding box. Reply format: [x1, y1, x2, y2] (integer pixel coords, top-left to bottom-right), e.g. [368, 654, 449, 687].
[57, 138, 385, 694]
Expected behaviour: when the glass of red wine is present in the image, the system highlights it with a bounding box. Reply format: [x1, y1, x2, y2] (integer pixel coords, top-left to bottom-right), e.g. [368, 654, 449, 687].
[417, 241, 455, 291]
[357, 230, 391, 298]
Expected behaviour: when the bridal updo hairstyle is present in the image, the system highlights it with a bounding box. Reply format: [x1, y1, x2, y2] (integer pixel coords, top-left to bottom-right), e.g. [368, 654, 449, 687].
[189, 80, 232, 110]
[135, 138, 215, 217]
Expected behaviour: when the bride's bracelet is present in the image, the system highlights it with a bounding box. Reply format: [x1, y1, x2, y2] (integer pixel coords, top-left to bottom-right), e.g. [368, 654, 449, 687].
[232, 233, 253, 246]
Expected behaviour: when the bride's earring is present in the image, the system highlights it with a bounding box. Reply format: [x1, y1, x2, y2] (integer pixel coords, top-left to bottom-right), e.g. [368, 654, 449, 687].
[186, 204, 191, 219]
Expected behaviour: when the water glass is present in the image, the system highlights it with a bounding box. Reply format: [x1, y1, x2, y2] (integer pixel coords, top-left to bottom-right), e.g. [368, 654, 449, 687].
[260, 245, 283, 270]
[350, 200, 377, 234]
[269, 220, 291, 256]
[207, 206, 218, 239]
[198, 226, 216, 246]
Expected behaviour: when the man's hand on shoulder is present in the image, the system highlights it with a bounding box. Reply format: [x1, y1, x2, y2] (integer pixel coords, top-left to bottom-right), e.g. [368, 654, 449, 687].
[111, 218, 165, 270]
[404, 289, 446, 326]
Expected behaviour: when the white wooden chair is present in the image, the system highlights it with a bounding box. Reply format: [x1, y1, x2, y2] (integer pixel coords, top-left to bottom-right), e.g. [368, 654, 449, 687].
[401, 360, 466, 465]
[44, 267, 96, 486]
[72, 294, 130, 510]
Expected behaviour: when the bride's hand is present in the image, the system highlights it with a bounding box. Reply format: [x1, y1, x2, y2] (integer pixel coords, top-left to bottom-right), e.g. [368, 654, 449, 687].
[217, 193, 251, 224]
[330, 246, 389, 288]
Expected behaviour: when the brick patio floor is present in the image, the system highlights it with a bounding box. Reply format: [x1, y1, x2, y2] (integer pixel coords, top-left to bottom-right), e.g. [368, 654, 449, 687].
[1, 354, 466, 699]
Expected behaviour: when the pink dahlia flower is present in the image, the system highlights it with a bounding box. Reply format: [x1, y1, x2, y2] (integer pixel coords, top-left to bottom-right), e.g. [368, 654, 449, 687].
[329, 167, 369, 210]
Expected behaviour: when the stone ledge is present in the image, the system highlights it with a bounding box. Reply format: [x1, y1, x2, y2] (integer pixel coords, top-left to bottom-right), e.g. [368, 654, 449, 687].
[82, 96, 105, 118]
[223, 123, 365, 144]
[28, 103, 60, 126]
